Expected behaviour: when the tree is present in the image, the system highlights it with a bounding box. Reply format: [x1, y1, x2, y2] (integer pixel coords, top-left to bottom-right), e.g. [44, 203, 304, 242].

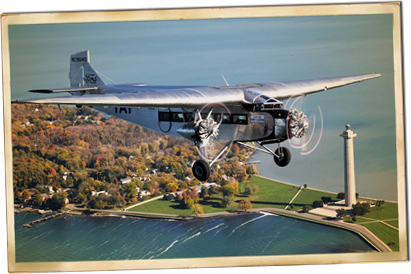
[221, 184, 235, 197]
[238, 200, 252, 212]
[22, 190, 31, 202]
[337, 192, 345, 200]
[321, 196, 332, 205]
[352, 202, 370, 216]
[51, 192, 68, 210]
[31, 193, 44, 207]
[163, 194, 174, 201]
[200, 186, 208, 198]
[77, 193, 87, 203]
[312, 200, 323, 208]
[209, 185, 218, 194]
[221, 196, 233, 208]
[184, 197, 194, 209]
[301, 205, 312, 213]
[244, 184, 258, 196]
[303, 184, 307, 189]
[335, 208, 348, 219]
[191, 204, 204, 215]
[244, 185, 254, 196]
[94, 200, 107, 209]
[376, 200, 385, 206]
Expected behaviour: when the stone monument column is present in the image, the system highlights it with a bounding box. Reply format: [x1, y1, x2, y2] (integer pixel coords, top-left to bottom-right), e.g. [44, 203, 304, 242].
[340, 125, 357, 207]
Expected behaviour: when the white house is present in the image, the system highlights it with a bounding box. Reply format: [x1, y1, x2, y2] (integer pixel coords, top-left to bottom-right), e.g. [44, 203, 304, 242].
[138, 190, 151, 198]
[44, 185, 54, 194]
[202, 182, 221, 188]
[150, 169, 158, 175]
[61, 171, 71, 181]
[120, 178, 132, 185]
[91, 190, 109, 196]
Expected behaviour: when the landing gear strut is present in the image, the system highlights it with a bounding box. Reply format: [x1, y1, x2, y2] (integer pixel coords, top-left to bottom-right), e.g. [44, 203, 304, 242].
[192, 141, 232, 181]
[192, 160, 211, 181]
[274, 147, 291, 167]
[237, 142, 292, 168]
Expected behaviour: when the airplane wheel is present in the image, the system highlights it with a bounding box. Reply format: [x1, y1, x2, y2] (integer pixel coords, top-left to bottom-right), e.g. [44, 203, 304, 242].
[274, 147, 291, 167]
[192, 160, 211, 181]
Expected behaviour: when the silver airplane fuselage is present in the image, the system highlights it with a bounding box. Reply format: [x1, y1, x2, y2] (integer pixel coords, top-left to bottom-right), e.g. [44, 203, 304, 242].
[91, 83, 287, 143]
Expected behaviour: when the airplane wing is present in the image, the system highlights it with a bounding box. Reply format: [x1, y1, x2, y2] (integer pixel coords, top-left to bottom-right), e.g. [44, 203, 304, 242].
[13, 73, 381, 108]
[266, 73, 381, 100]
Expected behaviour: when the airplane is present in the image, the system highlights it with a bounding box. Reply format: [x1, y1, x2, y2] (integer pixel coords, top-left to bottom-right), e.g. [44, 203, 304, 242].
[12, 50, 381, 181]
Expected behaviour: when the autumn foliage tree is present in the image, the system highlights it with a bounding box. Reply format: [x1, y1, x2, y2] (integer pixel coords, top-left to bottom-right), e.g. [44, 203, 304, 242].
[238, 200, 252, 212]
[11, 103, 255, 209]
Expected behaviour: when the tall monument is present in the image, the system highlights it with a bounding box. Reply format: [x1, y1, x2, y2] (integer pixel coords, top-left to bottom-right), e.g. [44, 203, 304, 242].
[340, 125, 357, 207]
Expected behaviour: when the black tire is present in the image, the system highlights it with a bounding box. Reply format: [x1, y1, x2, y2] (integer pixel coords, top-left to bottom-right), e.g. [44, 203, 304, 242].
[274, 147, 291, 167]
[192, 160, 211, 181]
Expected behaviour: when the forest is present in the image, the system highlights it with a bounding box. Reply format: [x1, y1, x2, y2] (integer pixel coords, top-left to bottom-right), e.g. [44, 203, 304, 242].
[11, 104, 256, 210]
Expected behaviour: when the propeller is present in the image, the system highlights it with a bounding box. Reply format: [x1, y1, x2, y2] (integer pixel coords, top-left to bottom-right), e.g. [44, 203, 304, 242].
[194, 103, 233, 162]
[284, 94, 323, 155]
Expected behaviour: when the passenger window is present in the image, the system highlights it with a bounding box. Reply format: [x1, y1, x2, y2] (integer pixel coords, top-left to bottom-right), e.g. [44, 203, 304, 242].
[158, 112, 170, 121]
[233, 115, 247, 124]
[172, 113, 184, 122]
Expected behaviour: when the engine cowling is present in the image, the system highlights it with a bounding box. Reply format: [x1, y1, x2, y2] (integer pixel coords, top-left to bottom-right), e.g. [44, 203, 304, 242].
[273, 109, 309, 140]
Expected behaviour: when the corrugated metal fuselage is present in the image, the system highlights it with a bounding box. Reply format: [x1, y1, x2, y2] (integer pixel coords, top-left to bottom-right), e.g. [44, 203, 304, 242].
[89, 83, 289, 143]
[93, 104, 285, 143]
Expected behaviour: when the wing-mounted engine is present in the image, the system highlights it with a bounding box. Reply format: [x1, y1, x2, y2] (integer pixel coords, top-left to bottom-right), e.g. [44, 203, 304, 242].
[287, 108, 309, 138]
[240, 89, 309, 143]
[242, 89, 284, 111]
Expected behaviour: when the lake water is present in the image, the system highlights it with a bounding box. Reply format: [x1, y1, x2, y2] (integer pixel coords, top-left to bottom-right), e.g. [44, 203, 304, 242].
[15, 212, 374, 262]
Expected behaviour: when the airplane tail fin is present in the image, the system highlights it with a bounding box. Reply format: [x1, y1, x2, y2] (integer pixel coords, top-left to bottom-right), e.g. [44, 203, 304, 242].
[69, 50, 106, 88]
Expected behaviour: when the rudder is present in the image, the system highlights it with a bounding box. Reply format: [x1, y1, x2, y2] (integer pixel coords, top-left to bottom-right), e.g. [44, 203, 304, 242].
[69, 50, 105, 88]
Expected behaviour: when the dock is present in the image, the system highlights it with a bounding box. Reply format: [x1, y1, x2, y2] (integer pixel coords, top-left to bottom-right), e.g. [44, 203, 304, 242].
[22, 213, 64, 228]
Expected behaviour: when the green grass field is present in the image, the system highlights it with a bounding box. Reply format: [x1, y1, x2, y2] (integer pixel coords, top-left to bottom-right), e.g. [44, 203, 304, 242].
[360, 222, 400, 251]
[129, 176, 300, 214]
[241, 176, 299, 209]
[361, 202, 398, 221]
[290, 188, 340, 211]
[128, 195, 244, 215]
[129, 199, 192, 215]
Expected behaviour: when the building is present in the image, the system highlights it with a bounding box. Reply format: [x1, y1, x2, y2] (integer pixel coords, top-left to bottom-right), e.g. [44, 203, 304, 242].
[138, 190, 151, 198]
[91, 190, 109, 196]
[120, 178, 132, 185]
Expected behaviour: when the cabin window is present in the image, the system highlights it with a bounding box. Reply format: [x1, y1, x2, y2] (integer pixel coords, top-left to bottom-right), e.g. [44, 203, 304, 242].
[158, 112, 171, 121]
[172, 113, 184, 122]
[233, 114, 248, 124]
[159, 111, 248, 124]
